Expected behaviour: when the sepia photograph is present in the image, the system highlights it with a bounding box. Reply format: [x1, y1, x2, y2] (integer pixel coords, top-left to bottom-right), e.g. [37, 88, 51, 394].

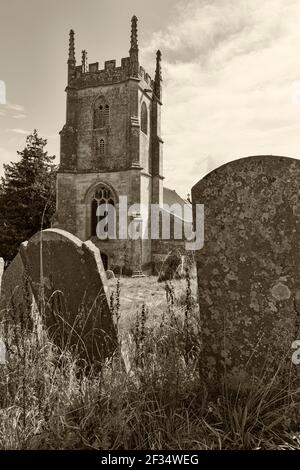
[0, 0, 300, 462]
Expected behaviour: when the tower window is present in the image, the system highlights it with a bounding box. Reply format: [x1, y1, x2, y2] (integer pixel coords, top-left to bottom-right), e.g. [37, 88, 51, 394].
[91, 185, 115, 236]
[141, 102, 148, 135]
[94, 100, 109, 128]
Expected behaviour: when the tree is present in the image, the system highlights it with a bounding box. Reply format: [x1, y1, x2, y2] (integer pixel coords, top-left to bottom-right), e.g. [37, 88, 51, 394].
[0, 130, 57, 263]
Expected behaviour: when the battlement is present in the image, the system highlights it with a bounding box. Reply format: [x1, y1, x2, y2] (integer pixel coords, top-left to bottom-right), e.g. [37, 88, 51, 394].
[69, 57, 154, 89]
[67, 17, 161, 95]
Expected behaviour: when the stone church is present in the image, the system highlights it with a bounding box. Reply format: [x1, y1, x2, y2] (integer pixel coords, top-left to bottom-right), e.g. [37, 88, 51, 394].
[54, 16, 192, 274]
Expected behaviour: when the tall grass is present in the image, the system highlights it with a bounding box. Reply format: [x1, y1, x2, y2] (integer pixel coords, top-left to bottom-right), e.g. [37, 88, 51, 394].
[0, 272, 300, 449]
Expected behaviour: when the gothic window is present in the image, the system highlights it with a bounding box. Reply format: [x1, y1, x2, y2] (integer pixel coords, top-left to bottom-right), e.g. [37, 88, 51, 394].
[91, 185, 115, 237]
[141, 102, 148, 135]
[94, 100, 109, 129]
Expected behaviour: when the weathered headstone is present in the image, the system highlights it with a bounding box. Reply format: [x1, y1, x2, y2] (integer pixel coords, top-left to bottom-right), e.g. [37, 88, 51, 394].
[19, 228, 118, 367]
[192, 155, 300, 391]
[0, 254, 33, 326]
[106, 269, 115, 280]
[158, 250, 183, 282]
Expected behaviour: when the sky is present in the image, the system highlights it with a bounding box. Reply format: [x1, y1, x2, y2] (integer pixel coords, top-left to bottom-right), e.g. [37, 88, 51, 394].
[0, 0, 300, 197]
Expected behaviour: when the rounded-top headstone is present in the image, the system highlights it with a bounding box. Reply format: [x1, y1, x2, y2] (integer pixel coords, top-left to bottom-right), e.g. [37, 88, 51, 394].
[19, 229, 118, 368]
[192, 155, 300, 392]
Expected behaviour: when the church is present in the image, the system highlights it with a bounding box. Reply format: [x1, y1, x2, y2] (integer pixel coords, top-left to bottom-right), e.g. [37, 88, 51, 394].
[53, 16, 192, 274]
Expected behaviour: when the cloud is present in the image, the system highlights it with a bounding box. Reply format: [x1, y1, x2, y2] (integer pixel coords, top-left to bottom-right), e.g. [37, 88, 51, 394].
[6, 103, 24, 112]
[0, 103, 26, 119]
[5, 128, 30, 135]
[143, 0, 291, 66]
[0, 80, 5, 105]
[141, 0, 300, 196]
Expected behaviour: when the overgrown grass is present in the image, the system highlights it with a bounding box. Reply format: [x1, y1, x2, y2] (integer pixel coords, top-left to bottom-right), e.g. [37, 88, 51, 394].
[0, 272, 300, 449]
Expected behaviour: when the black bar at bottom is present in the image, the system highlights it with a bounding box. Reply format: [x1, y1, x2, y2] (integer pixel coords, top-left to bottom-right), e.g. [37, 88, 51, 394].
[0, 450, 299, 465]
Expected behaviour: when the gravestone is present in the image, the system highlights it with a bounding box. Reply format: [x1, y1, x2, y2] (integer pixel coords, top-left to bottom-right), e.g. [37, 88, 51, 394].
[19, 228, 118, 367]
[192, 155, 300, 391]
[158, 250, 183, 282]
[0, 254, 33, 326]
[106, 269, 115, 280]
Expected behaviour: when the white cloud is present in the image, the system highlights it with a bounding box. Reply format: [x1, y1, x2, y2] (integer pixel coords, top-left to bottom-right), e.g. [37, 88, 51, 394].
[0, 80, 6, 105]
[141, 0, 300, 196]
[6, 103, 24, 112]
[12, 114, 26, 119]
[0, 103, 26, 119]
[5, 128, 30, 135]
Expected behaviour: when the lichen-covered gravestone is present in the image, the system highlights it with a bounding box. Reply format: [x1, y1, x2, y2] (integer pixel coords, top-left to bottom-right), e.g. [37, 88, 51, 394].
[19, 228, 118, 367]
[192, 155, 300, 391]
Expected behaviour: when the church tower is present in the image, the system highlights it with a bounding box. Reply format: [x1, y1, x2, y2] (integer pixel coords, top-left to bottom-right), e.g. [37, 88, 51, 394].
[54, 17, 163, 273]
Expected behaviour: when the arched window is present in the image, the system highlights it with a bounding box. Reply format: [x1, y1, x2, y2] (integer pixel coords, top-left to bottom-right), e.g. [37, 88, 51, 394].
[141, 102, 148, 135]
[94, 100, 109, 129]
[91, 185, 115, 237]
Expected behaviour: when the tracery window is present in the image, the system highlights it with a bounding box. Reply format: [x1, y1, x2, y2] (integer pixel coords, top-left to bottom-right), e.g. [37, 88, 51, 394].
[91, 185, 115, 236]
